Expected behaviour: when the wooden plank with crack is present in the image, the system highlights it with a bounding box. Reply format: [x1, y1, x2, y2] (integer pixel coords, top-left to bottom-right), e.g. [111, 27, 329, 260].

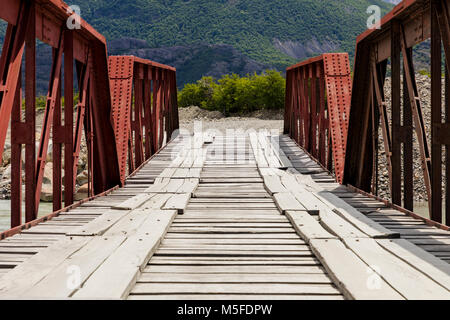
[68, 210, 131, 236]
[73, 210, 177, 299]
[286, 211, 337, 243]
[376, 239, 450, 291]
[144, 178, 171, 193]
[113, 193, 156, 210]
[177, 178, 200, 194]
[263, 175, 288, 195]
[273, 193, 307, 214]
[343, 238, 450, 300]
[163, 193, 192, 214]
[319, 209, 368, 239]
[309, 238, 404, 300]
[267, 135, 293, 168]
[313, 192, 400, 239]
[159, 167, 177, 178]
[142, 194, 173, 210]
[292, 191, 323, 215]
[20, 236, 126, 298]
[0, 237, 92, 298]
[188, 168, 202, 178]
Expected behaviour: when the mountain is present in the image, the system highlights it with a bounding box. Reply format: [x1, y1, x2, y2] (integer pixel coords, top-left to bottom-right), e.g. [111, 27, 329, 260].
[75, 0, 393, 87]
[0, 0, 394, 92]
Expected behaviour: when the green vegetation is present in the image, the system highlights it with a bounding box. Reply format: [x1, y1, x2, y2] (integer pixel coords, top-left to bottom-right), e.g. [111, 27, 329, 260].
[74, 0, 393, 67]
[178, 70, 285, 115]
[418, 69, 432, 78]
[22, 93, 80, 111]
[1, 1, 396, 93]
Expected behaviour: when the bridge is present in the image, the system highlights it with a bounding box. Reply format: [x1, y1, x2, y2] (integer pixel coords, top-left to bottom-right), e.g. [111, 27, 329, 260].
[0, 0, 449, 300]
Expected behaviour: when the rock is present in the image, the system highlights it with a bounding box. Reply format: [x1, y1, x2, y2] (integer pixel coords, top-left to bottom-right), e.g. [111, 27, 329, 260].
[40, 183, 53, 202]
[2, 148, 11, 166]
[46, 140, 53, 163]
[43, 162, 53, 185]
[75, 183, 89, 201]
[76, 170, 89, 186]
[2, 164, 11, 181]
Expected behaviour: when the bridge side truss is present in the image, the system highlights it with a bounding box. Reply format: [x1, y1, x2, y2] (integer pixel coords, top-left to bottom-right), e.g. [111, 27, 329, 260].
[284, 53, 352, 184]
[0, 0, 121, 227]
[344, 0, 450, 225]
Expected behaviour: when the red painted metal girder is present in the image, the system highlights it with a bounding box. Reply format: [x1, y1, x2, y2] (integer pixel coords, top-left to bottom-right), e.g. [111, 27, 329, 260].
[345, 0, 450, 226]
[323, 54, 352, 183]
[108, 56, 179, 184]
[0, 0, 121, 229]
[284, 53, 352, 183]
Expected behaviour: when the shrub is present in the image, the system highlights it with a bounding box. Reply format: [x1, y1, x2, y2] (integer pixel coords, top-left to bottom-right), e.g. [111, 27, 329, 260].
[178, 70, 285, 116]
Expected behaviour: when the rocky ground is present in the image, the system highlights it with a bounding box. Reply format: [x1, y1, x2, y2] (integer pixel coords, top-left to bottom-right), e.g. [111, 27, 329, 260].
[0, 111, 89, 201]
[377, 74, 445, 202]
[178, 106, 284, 133]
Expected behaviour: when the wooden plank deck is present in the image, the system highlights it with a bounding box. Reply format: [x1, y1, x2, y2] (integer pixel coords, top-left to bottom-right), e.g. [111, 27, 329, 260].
[0, 132, 449, 300]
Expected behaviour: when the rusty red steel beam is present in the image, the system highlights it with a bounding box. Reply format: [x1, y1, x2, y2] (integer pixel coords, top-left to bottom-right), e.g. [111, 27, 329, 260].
[344, 0, 450, 226]
[0, 0, 121, 228]
[108, 56, 179, 184]
[285, 53, 352, 184]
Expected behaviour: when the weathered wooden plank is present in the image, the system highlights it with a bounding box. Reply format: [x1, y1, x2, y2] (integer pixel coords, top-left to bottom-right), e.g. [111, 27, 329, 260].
[263, 175, 288, 195]
[113, 193, 156, 210]
[173, 168, 189, 179]
[138, 273, 331, 284]
[104, 209, 159, 237]
[309, 239, 403, 300]
[164, 233, 299, 239]
[176, 178, 199, 194]
[267, 136, 293, 168]
[343, 238, 450, 300]
[286, 211, 337, 243]
[163, 193, 191, 214]
[172, 222, 290, 228]
[193, 193, 270, 199]
[314, 192, 399, 239]
[74, 210, 177, 299]
[131, 283, 340, 295]
[156, 249, 312, 256]
[149, 259, 318, 266]
[292, 191, 323, 215]
[273, 193, 307, 214]
[0, 237, 92, 298]
[376, 239, 450, 291]
[159, 168, 177, 178]
[161, 238, 305, 245]
[22, 236, 126, 298]
[160, 179, 185, 193]
[143, 265, 324, 274]
[68, 210, 131, 236]
[319, 209, 368, 239]
[189, 168, 202, 178]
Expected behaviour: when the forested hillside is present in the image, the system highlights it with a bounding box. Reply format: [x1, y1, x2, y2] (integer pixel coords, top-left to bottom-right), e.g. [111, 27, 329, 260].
[0, 0, 395, 91]
[75, 0, 392, 68]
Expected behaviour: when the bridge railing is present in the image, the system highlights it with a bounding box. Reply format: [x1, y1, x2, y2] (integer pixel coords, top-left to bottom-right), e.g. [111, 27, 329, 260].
[0, 0, 179, 230]
[0, 0, 122, 227]
[284, 53, 352, 183]
[109, 56, 179, 184]
[344, 0, 450, 226]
